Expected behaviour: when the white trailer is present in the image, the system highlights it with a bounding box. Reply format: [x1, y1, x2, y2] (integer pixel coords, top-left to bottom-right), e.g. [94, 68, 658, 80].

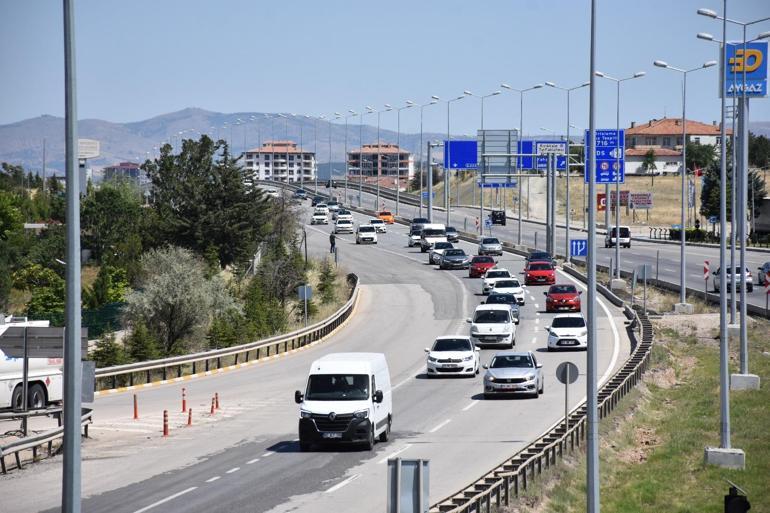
[0, 316, 63, 410]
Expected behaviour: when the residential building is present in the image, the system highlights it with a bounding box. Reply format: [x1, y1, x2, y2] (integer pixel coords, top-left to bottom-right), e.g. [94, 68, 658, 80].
[241, 140, 316, 184]
[624, 117, 732, 175]
[104, 161, 143, 182]
[347, 144, 414, 183]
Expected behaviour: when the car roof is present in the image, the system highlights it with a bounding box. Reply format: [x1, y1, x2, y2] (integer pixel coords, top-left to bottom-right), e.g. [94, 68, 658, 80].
[435, 335, 471, 341]
[491, 350, 533, 357]
[528, 260, 553, 265]
[474, 303, 511, 312]
[552, 313, 584, 319]
[486, 268, 510, 273]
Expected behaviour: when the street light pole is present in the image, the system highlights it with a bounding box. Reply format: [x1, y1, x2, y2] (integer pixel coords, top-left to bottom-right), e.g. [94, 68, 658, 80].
[501, 83, 543, 245]
[467, 91, 502, 235]
[540, 126, 558, 254]
[418, 97, 440, 217]
[446, 94, 468, 227]
[654, 59, 716, 308]
[313, 115, 321, 194]
[395, 101, 415, 216]
[339, 110, 357, 205]
[546, 81, 590, 263]
[595, 71, 645, 279]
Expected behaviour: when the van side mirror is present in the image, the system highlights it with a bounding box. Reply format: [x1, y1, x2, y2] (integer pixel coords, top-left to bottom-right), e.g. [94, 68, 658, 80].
[373, 390, 384, 404]
[424, 348, 430, 353]
[294, 390, 304, 404]
[466, 318, 472, 323]
[536, 363, 543, 368]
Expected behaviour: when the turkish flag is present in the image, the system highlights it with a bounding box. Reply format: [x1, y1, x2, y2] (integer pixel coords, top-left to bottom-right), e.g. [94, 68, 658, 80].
[694, 167, 703, 177]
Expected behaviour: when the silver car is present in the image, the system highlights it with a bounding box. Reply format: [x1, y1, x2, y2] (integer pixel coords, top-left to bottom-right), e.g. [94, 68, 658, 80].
[712, 266, 754, 293]
[482, 351, 543, 399]
[478, 237, 503, 256]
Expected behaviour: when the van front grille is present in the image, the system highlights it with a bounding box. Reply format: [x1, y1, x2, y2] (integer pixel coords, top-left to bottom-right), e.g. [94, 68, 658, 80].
[311, 413, 354, 432]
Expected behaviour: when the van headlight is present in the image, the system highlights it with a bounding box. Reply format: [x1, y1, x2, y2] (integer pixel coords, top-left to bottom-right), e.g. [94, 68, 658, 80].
[300, 410, 312, 419]
[471, 326, 479, 334]
[353, 409, 369, 419]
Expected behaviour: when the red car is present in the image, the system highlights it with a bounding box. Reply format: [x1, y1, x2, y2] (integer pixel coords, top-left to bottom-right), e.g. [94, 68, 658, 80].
[469, 255, 496, 278]
[525, 260, 555, 285]
[544, 284, 582, 312]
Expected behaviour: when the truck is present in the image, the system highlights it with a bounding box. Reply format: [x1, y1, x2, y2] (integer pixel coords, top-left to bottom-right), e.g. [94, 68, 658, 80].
[0, 316, 63, 410]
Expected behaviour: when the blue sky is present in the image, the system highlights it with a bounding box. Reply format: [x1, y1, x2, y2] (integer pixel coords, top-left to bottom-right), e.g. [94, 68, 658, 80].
[1, 0, 768, 137]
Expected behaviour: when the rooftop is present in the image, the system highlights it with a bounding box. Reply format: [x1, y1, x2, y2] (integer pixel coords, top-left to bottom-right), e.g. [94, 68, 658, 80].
[244, 140, 312, 154]
[349, 144, 410, 155]
[626, 118, 733, 136]
[625, 148, 682, 157]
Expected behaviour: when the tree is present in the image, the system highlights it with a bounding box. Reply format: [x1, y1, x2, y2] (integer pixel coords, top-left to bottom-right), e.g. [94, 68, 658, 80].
[142, 137, 270, 268]
[641, 149, 658, 175]
[685, 141, 716, 173]
[241, 274, 287, 338]
[124, 321, 160, 362]
[749, 131, 770, 169]
[0, 190, 23, 241]
[699, 157, 766, 220]
[317, 258, 337, 304]
[124, 246, 237, 356]
[83, 265, 129, 309]
[81, 179, 144, 264]
[91, 333, 128, 368]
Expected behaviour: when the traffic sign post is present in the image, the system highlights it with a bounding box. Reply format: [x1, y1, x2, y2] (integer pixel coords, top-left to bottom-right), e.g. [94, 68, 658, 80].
[556, 361, 579, 431]
[584, 129, 625, 184]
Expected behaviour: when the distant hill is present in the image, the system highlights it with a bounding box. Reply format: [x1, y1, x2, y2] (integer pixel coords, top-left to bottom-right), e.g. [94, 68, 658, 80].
[0, 108, 455, 177]
[750, 121, 770, 138]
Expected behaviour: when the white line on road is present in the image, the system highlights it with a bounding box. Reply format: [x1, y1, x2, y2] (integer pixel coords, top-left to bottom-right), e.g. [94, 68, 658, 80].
[132, 487, 198, 513]
[428, 419, 451, 433]
[534, 304, 540, 309]
[246, 458, 260, 465]
[261, 451, 275, 457]
[324, 473, 361, 493]
[205, 476, 220, 483]
[535, 318, 540, 324]
[462, 401, 479, 412]
[531, 336, 537, 345]
[378, 444, 413, 464]
[226, 467, 240, 474]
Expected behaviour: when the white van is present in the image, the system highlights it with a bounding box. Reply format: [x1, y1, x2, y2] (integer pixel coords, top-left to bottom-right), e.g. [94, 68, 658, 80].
[419, 223, 447, 253]
[466, 304, 516, 348]
[295, 352, 392, 451]
[605, 225, 631, 248]
[0, 316, 63, 410]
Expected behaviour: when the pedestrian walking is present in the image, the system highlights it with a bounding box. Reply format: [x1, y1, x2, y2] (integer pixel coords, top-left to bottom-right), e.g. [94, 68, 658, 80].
[329, 232, 336, 254]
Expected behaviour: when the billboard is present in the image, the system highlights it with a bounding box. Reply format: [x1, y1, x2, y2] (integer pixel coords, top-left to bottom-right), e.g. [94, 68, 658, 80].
[724, 41, 768, 98]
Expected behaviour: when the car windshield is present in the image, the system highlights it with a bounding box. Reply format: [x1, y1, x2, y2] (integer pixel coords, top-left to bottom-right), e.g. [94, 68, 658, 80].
[490, 355, 533, 369]
[370, 219, 383, 224]
[472, 256, 494, 264]
[434, 242, 453, 250]
[552, 317, 586, 328]
[445, 249, 465, 256]
[474, 310, 510, 323]
[487, 294, 516, 304]
[328, 200, 338, 205]
[486, 270, 510, 279]
[433, 338, 472, 352]
[337, 220, 351, 225]
[423, 229, 445, 237]
[410, 228, 422, 235]
[494, 280, 519, 289]
[359, 226, 375, 233]
[611, 227, 630, 237]
[338, 210, 350, 215]
[412, 218, 429, 224]
[550, 285, 577, 294]
[529, 263, 553, 271]
[529, 252, 551, 261]
[482, 238, 500, 244]
[305, 374, 369, 401]
[446, 227, 457, 233]
[379, 211, 392, 216]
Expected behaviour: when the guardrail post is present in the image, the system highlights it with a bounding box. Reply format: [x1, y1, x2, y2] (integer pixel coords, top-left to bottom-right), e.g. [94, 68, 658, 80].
[216, 357, 221, 369]
[504, 476, 510, 505]
[146, 369, 151, 384]
[514, 474, 519, 497]
[234, 352, 239, 365]
[162, 366, 167, 381]
[205, 359, 209, 372]
[192, 361, 197, 374]
[177, 366, 182, 378]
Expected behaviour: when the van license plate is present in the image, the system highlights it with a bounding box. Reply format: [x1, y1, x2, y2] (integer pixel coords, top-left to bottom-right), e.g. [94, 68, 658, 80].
[322, 432, 342, 439]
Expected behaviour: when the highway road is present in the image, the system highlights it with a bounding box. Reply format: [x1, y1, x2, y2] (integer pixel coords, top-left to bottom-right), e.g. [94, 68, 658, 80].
[1, 200, 630, 513]
[328, 183, 770, 312]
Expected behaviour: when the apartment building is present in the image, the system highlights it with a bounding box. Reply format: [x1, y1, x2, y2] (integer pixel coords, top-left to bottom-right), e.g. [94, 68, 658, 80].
[241, 140, 316, 184]
[347, 144, 414, 181]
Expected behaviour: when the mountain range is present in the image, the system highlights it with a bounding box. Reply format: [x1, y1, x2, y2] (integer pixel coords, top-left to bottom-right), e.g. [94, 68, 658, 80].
[2, 108, 768, 178]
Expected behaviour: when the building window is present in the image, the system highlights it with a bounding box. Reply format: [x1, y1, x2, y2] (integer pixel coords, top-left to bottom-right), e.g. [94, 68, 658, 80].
[662, 137, 671, 147]
[692, 137, 701, 144]
[677, 137, 683, 146]
[264, 154, 271, 160]
[645, 137, 655, 145]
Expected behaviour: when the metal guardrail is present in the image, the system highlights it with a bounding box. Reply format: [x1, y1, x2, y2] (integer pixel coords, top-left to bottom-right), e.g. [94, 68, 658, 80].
[0, 406, 63, 421]
[429, 269, 652, 513]
[94, 274, 359, 391]
[0, 407, 93, 474]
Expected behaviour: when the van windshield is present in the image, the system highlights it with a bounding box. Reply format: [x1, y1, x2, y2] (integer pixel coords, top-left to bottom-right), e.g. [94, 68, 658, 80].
[422, 229, 445, 237]
[306, 374, 369, 401]
[474, 310, 510, 323]
[611, 227, 630, 237]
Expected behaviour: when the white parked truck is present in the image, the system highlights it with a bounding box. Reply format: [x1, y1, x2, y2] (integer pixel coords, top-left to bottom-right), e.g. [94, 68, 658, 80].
[0, 316, 63, 410]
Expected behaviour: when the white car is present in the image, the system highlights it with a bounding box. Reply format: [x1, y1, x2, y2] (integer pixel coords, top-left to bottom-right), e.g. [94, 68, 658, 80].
[327, 200, 341, 212]
[265, 188, 280, 198]
[315, 203, 329, 215]
[311, 212, 328, 225]
[424, 336, 480, 377]
[356, 225, 378, 244]
[369, 219, 387, 233]
[467, 304, 516, 348]
[482, 268, 513, 295]
[428, 242, 454, 265]
[335, 219, 354, 234]
[335, 209, 353, 222]
[546, 314, 588, 351]
[490, 278, 525, 305]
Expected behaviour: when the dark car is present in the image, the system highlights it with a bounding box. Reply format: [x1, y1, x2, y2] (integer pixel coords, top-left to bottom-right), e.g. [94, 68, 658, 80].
[293, 189, 307, 199]
[311, 195, 325, 206]
[526, 251, 554, 266]
[411, 217, 430, 226]
[326, 180, 337, 188]
[490, 210, 506, 226]
[446, 226, 460, 243]
[439, 249, 470, 270]
[484, 293, 520, 324]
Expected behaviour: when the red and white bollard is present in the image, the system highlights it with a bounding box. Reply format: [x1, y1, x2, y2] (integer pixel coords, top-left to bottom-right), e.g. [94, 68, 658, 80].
[181, 387, 187, 413]
[187, 408, 193, 427]
[210, 397, 216, 415]
[133, 394, 139, 420]
[215, 392, 220, 410]
[163, 410, 169, 437]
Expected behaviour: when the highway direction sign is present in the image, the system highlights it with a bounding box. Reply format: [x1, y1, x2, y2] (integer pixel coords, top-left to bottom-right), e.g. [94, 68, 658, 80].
[0, 327, 88, 359]
[517, 140, 567, 171]
[477, 181, 516, 188]
[421, 191, 436, 199]
[570, 239, 588, 258]
[724, 41, 768, 98]
[297, 285, 312, 301]
[444, 140, 478, 169]
[584, 129, 624, 184]
[709, 215, 718, 225]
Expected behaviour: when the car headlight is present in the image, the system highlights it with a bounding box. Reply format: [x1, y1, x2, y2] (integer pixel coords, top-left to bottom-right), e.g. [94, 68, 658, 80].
[580, 329, 588, 336]
[427, 356, 438, 363]
[462, 355, 474, 361]
[525, 374, 535, 381]
[486, 376, 496, 382]
[300, 410, 312, 419]
[353, 409, 369, 419]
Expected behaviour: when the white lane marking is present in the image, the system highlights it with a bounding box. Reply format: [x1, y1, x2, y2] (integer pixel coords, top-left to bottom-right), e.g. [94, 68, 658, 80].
[246, 458, 260, 465]
[325, 473, 361, 493]
[378, 444, 413, 464]
[226, 467, 240, 474]
[535, 318, 540, 324]
[132, 487, 198, 513]
[428, 419, 452, 433]
[531, 336, 537, 345]
[261, 451, 274, 457]
[462, 401, 479, 412]
[205, 476, 220, 483]
[87, 426, 152, 434]
[534, 304, 540, 309]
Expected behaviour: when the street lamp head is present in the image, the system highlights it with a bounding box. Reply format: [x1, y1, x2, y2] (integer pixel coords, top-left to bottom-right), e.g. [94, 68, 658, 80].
[406, 100, 415, 105]
[348, 109, 356, 114]
[581, 81, 590, 87]
[366, 106, 374, 112]
[492, 90, 501, 96]
[697, 8, 718, 18]
[703, 60, 718, 68]
[500, 83, 511, 89]
[758, 31, 770, 40]
[594, 71, 605, 77]
[532, 84, 543, 89]
[633, 71, 646, 78]
[697, 32, 715, 41]
[384, 103, 392, 109]
[463, 90, 473, 96]
[431, 95, 440, 100]
[653, 60, 668, 68]
[545, 81, 557, 87]
[334, 112, 342, 116]
[429, 100, 438, 105]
